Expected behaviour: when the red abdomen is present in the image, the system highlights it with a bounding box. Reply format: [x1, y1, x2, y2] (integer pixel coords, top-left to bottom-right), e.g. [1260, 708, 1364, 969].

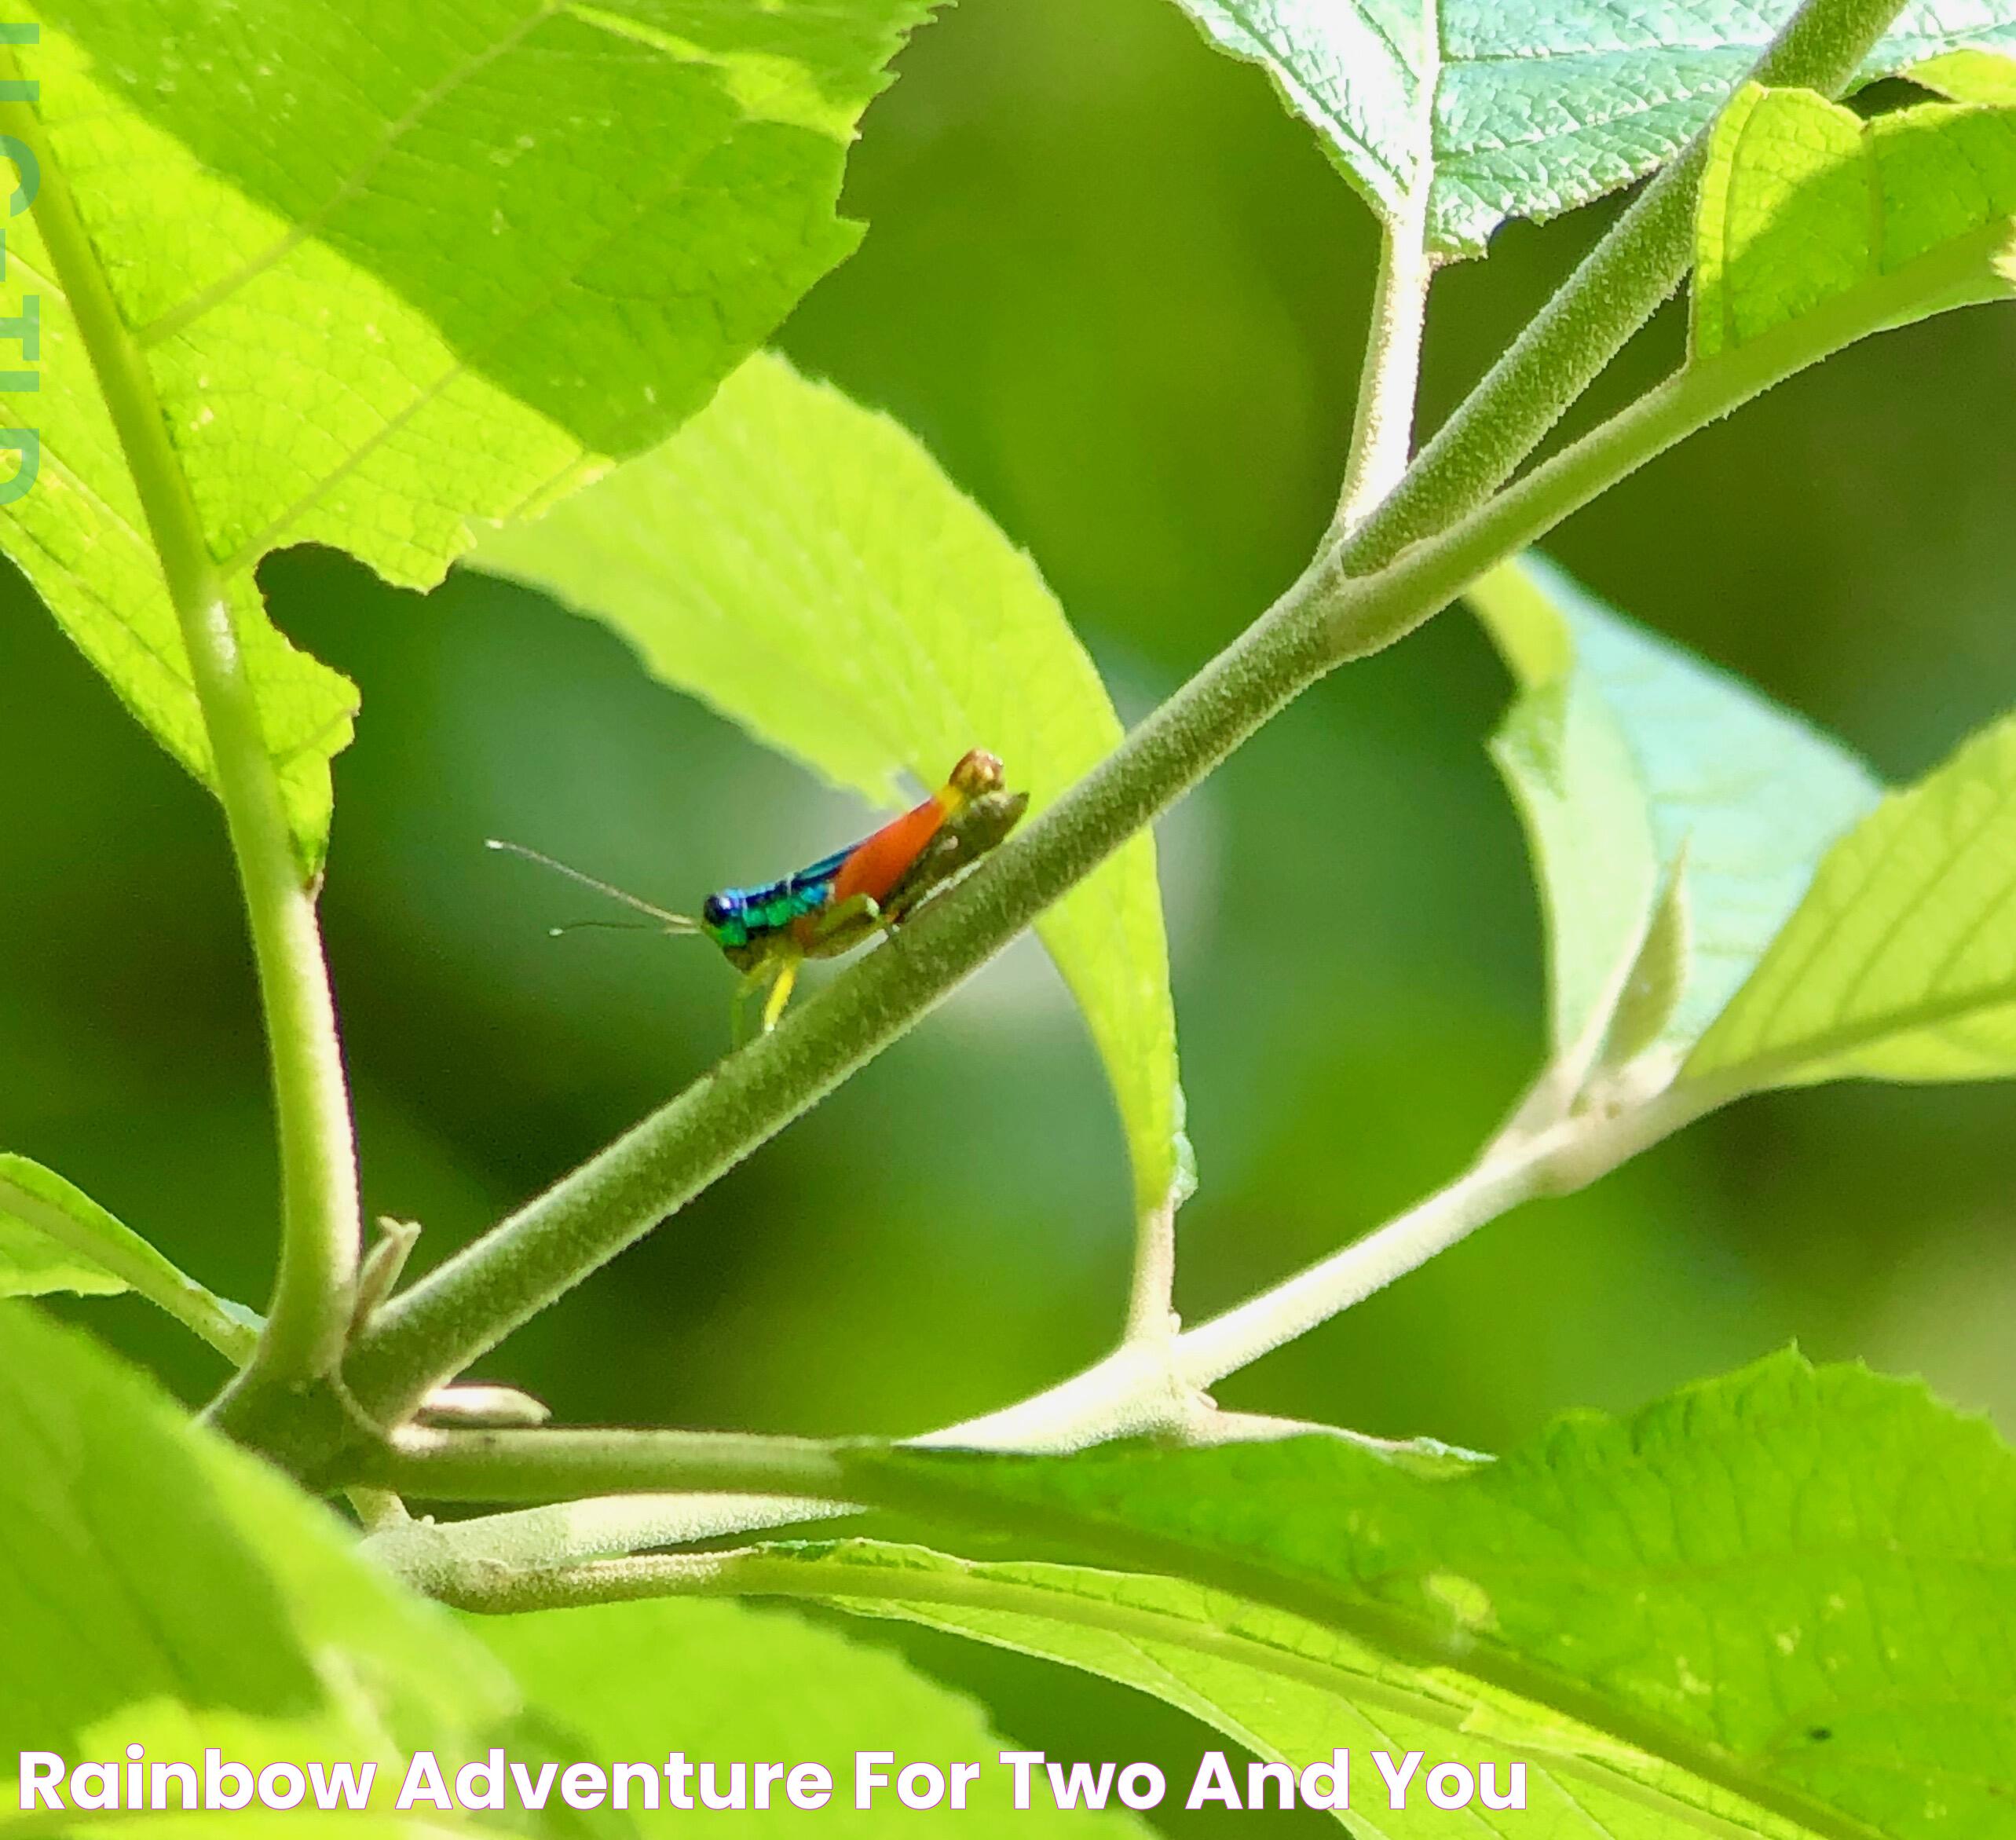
[831, 791, 951, 907]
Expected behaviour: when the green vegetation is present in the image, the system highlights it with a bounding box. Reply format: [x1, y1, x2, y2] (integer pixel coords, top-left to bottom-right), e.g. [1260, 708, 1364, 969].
[4, 0, 2015, 1832]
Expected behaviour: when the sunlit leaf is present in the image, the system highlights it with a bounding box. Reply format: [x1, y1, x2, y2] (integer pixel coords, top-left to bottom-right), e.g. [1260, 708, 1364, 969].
[0, 1152, 258, 1357]
[1, 0, 933, 865]
[1692, 80, 2016, 364]
[1165, 1, 2016, 255]
[1913, 46, 2016, 102]
[0, 1301, 511, 1782]
[869, 1353, 2016, 1840]
[1468, 554, 1878, 1067]
[1688, 711, 2016, 1091]
[473, 1595, 1152, 1835]
[470, 350, 1191, 1228]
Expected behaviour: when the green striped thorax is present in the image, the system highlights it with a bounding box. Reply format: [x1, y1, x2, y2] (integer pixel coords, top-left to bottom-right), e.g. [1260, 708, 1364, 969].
[699, 853, 847, 966]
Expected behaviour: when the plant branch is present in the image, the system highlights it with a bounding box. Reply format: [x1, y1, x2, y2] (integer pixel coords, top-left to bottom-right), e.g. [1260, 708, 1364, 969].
[1334, 199, 1433, 535]
[1, 86, 361, 1399]
[360, 1425, 851, 1502]
[327, 196, 1979, 1478]
[1123, 1198, 1179, 1345]
[1174, 1085, 1711, 1392]
[335, 586, 1337, 1439]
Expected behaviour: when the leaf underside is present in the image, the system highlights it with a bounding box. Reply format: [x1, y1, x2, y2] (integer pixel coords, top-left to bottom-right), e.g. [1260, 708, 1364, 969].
[1468, 553, 1879, 1065]
[1689, 711, 2016, 1090]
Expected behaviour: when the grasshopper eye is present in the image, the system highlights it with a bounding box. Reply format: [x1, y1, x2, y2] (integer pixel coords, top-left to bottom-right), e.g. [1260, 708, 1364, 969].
[701, 893, 734, 930]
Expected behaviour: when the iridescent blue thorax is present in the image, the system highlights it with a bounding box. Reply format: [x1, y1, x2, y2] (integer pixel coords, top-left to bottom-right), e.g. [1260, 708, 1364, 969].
[698, 843, 856, 958]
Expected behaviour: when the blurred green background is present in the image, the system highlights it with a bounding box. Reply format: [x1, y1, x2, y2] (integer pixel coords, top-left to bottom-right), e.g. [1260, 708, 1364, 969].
[6, 1, 2014, 1830]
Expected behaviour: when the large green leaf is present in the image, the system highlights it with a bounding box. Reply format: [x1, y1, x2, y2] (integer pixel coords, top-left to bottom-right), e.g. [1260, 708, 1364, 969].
[1692, 79, 2016, 365]
[1165, 2, 2016, 256]
[1687, 711, 2016, 1092]
[0, 0, 932, 865]
[0, 1300, 512, 1796]
[470, 350, 1191, 1228]
[472, 1594, 1152, 1835]
[1467, 554, 1879, 1071]
[0, 1152, 259, 1356]
[728, 1538, 1815, 1837]
[865, 1354, 2016, 1840]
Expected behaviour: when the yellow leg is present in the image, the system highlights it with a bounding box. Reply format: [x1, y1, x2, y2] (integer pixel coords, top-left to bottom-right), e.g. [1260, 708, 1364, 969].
[760, 953, 801, 1031]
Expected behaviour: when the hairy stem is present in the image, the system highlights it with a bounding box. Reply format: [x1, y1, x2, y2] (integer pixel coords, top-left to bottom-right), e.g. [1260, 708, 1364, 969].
[1174, 1086, 1711, 1392]
[1334, 200, 1433, 535]
[1123, 1199, 1179, 1345]
[1, 86, 360, 1396]
[337, 561, 1344, 1435]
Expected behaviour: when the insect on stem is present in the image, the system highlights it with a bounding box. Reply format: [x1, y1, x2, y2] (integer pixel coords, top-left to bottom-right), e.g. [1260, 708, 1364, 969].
[486, 751, 1029, 1038]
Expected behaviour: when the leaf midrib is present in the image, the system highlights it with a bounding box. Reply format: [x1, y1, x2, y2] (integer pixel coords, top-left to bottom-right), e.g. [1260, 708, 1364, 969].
[730, 1546, 1853, 1840]
[849, 1453, 1915, 1840]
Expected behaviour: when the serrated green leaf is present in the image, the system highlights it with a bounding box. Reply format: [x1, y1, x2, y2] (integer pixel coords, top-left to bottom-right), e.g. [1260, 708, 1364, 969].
[1468, 554, 1879, 1066]
[0, 1153, 260, 1360]
[1688, 711, 2016, 1092]
[1, 0, 933, 865]
[469, 350, 1191, 1229]
[1692, 80, 2016, 364]
[1165, 2, 2016, 256]
[749, 1538, 1817, 1838]
[872, 1353, 2016, 1840]
[470, 1594, 1152, 1835]
[0, 1300, 513, 1787]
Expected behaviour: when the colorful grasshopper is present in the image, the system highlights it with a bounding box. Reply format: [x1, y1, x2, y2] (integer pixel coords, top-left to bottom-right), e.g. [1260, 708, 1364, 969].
[490, 748, 1028, 1039]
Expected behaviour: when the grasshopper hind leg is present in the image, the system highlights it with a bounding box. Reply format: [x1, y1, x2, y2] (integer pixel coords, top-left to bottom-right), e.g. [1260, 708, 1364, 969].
[761, 955, 802, 1030]
[730, 949, 803, 1044]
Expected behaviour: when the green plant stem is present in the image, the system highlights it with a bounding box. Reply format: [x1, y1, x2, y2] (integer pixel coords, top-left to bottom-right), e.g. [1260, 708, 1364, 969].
[927, 1081, 1717, 1452]
[1122, 1198, 1179, 1344]
[324, 197, 1991, 1477]
[1334, 201, 1433, 535]
[1331, 0, 1917, 580]
[0, 88, 361, 1395]
[362, 1425, 850, 1502]
[1176, 1087, 1713, 1392]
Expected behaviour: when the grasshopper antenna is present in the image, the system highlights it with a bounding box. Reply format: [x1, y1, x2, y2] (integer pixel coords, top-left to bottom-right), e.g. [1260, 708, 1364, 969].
[546, 918, 663, 938]
[485, 839, 701, 934]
